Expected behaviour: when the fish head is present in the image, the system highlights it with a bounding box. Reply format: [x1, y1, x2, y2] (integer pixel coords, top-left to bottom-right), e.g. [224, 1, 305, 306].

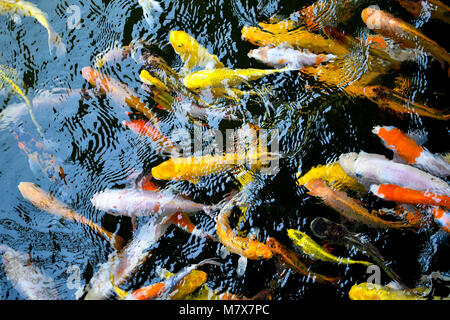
[81, 67, 98, 86]
[338, 152, 358, 177]
[310, 217, 347, 241]
[18, 182, 48, 208]
[287, 229, 307, 244]
[361, 5, 382, 30]
[151, 160, 177, 180]
[169, 31, 195, 60]
[90, 190, 125, 215]
[247, 47, 267, 63]
[182, 72, 207, 91]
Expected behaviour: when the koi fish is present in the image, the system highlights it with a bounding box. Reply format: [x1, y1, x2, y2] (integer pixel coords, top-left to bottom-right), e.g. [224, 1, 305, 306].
[123, 259, 220, 300]
[169, 30, 224, 71]
[0, 245, 60, 300]
[427, 207, 450, 233]
[166, 212, 215, 241]
[90, 188, 215, 218]
[339, 151, 450, 195]
[94, 44, 132, 68]
[84, 215, 171, 300]
[138, 0, 162, 26]
[139, 69, 174, 111]
[123, 119, 175, 154]
[216, 204, 272, 260]
[81, 66, 161, 131]
[0, 64, 44, 139]
[371, 184, 450, 208]
[248, 45, 336, 69]
[265, 237, 340, 285]
[373, 126, 450, 177]
[241, 26, 350, 58]
[287, 229, 372, 266]
[361, 6, 450, 75]
[183, 67, 291, 92]
[18, 182, 124, 251]
[151, 152, 279, 183]
[0, 0, 66, 56]
[310, 217, 406, 284]
[380, 205, 434, 230]
[296, 162, 366, 192]
[396, 0, 450, 25]
[305, 179, 412, 229]
[349, 282, 427, 300]
[12, 129, 66, 183]
[362, 86, 450, 120]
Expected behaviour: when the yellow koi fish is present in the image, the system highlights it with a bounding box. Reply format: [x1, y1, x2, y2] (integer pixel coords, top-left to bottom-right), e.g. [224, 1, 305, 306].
[349, 282, 428, 300]
[169, 30, 225, 71]
[241, 26, 350, 58]
[296, 162, 366, 192]
[0, 65, 44, 139]
[151, 152, 279, 183]
[183, 67, 291, 92]
[287, 229, 372, 266]
[0, 0, 66, 56]
[139, 69, 174, 110]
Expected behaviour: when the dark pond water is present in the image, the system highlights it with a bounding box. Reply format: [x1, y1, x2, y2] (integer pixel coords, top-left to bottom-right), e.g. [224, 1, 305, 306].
[0, 0, 449, 300]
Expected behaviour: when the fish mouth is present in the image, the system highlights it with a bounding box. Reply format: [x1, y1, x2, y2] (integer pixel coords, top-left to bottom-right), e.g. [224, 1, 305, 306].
[338, 152, 358, 177]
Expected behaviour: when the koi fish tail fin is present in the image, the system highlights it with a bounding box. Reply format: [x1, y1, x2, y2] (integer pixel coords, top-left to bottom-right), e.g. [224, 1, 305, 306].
[48, 30, 66, 58]
[196, 258, 222, 268]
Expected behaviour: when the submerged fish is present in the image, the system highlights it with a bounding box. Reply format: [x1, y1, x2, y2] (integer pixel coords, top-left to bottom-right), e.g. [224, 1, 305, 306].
[139, 69, 174, 111]
[81, 66, 161, 131]
[371, 184, 450, 208]
[339, 151, 450, 195]
[183, 67, 291, 92]
[305, 179, 412, 229]
[427, 207, 450, 233]
[287, 229, 372, 266]
[296, 162, 366, 192]
[123, 119, 176, 154]
[361, 6, 450, 75]
[349, 282, 427, 300]
[310, 217, 406, 284]
[396, 0, 450, 25]
[84, 216, 170, 300]
[18, 182, 124, 251]
[266, 237, 340, 285]
[0, 0, 66, 56]
[248, 45, 336, 69]
[90, 188, 214, 218]
[0, 245, 59, 300]
[373, 126, 450, 177]
[216, 203, 272, 260]
[121, 259, 220, 300]
[138, 0, 162, 26]
[169, 30, 224, 71]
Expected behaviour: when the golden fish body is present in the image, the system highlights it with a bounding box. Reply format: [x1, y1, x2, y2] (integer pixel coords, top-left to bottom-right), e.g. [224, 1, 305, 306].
[349, 283, 427, 300]
[287, 229, 372, 266]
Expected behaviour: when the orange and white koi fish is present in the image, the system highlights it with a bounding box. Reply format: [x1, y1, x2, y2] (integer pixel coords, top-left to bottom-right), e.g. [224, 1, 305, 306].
[90, 188, 215, 218]
[248, 45, 336, 69]
[265, 237, 340, 285]
[427, 207, 450, 233]
[120, 259, 220, 300]
[167, 212, 215, 241]
[370, 184, 450, 208]
[123, 119, 175, 154]
[362, 6, 450, 75]
[216, 204, 272, 260]
[373, 126, 450, 177]
[84, 215, 171, 300]
[305, 179, 412, 229]
[0, 245, 59, 300]
[81, 66, 161, 130]
[339, 151, 450, 195]
[18, 182, 124, 250]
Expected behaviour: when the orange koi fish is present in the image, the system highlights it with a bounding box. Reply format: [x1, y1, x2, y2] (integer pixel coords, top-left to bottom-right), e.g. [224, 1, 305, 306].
[373, 126, 450, 177]
[427, 207, 450, 233]
[167, 212, 215, 241]
[122, 119, 175, 154]
[18, 182, 124, 250]
[81, 66, 161, 130]
[362, 6, 450, 75]
[216, 204, 272, 260]
[266, 237, 340, 285]
[305, 179, 412, 229]
[371, 184, 450, 208]
[396, 0, 450, 24]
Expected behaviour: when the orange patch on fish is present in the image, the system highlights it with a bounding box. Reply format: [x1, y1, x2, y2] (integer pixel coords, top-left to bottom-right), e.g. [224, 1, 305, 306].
[375, 126, 423, 163]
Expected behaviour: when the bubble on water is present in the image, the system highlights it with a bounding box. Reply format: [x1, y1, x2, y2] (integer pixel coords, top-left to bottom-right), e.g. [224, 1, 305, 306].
[236, 256, 247, 278]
